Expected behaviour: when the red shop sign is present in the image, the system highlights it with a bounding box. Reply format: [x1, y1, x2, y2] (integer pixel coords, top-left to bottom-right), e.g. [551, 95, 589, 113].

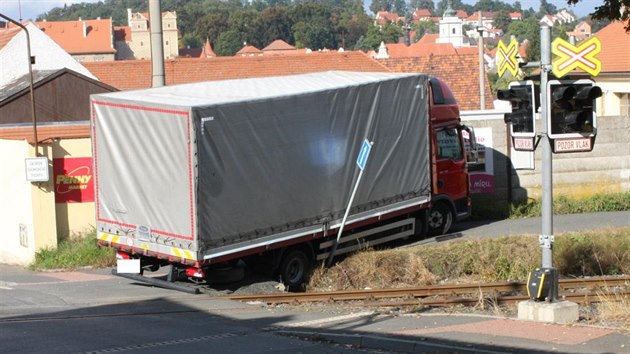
[53, 157, 94, 203]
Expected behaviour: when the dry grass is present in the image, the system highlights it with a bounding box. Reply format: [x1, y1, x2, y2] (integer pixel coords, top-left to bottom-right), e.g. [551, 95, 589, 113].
[595, 283, 630, 330]
[308, 228, 630, 324]
[311, 228, 630, 291]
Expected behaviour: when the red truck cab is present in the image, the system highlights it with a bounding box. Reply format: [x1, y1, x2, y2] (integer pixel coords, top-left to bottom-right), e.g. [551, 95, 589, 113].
[427, 77, 474, 235]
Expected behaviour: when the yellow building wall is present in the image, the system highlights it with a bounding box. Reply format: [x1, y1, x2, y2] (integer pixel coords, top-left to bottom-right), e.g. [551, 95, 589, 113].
[52, 138, 95, 239]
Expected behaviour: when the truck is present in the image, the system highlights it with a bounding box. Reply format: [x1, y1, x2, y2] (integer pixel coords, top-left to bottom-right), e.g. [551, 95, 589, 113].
[91, 71, 476, 291]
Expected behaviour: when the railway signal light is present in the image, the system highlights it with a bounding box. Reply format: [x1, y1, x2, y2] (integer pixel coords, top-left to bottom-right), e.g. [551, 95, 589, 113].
[548, 79, 602, 139]
[497, 81, 538, 138]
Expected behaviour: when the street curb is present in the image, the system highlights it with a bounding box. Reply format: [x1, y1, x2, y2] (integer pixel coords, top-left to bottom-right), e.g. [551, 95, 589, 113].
[275, 329, 504, 354]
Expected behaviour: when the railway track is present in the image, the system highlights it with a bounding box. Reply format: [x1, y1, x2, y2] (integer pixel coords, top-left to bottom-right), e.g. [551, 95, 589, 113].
[224, 276, 630, 307]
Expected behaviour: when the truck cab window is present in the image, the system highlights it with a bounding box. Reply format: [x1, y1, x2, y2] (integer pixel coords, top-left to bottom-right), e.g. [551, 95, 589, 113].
[436, 128, 463, 161]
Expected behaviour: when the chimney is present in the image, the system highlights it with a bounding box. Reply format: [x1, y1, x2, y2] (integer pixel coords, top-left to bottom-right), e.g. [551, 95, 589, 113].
[404, 25, 411, 47]
[82, 20, 87, 37]
[127, 8, 132, 26]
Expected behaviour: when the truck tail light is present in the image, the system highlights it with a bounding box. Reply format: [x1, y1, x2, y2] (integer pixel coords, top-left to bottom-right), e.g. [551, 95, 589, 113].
[185, 267, 206, 279]
[116, 251, 132, 260]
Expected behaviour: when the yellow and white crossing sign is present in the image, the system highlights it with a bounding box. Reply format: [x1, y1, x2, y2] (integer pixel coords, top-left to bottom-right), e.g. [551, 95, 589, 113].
[552, 37, 601, 78]
[496, 38, 519, 78]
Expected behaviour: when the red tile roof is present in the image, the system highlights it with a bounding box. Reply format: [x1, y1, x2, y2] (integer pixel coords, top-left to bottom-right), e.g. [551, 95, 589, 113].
[592, 21, 630, 73]
[263, 39, 295, 51]
[82, 51, 392, 91]
[34, 19, 115, 55]
[385, 34, 477, 58]
[236, 45, 263, 56]
[379, 53, 494, 111]
[0, 26, 21, 50]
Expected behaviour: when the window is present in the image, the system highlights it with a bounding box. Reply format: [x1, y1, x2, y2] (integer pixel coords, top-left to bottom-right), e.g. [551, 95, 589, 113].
[452, 28, 456, 34]
[621, 93, 630, 117]
[436, 128, 463, 161]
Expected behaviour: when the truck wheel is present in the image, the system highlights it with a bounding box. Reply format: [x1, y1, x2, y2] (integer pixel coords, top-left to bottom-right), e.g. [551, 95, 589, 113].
[280, 249, 311, 292]
[427, 202, 453, 236]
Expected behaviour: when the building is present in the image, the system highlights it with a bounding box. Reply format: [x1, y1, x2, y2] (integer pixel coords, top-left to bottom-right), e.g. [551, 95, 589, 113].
[33, 18, 116, 62]
[590, 21, 630, 118]
[114, 8, 178, 60]
[0, 68, 116, 265]
[436, 4, 469, 48]
[567, 21, 592, 41]
[0, 23, 96, 88]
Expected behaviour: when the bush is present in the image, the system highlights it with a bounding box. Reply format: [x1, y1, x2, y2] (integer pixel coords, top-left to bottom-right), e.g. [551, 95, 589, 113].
[30, 231, 115, 270]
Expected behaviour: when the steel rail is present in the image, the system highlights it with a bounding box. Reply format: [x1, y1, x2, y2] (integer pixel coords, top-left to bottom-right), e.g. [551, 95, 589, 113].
[224, 276, 630, 305]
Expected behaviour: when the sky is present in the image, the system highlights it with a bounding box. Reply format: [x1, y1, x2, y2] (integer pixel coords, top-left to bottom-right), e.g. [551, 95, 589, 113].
[0, 0, 600, 22]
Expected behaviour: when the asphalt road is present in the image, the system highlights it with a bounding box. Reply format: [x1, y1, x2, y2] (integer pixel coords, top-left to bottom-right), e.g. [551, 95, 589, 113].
[435, 210, 630, 242]
[0, 211, 628, 353]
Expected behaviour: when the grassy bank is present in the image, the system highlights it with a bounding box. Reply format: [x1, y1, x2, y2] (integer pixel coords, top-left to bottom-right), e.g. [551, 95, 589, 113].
[510, 192, 630, 219]
[309, 227, 630, 290]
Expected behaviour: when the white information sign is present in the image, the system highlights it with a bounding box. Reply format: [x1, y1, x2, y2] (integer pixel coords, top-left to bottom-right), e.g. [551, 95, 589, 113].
[25, 157, 49, 182]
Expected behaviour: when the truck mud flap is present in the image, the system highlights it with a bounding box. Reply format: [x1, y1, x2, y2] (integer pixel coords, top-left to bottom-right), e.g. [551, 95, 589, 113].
[112, 270, 200, 295]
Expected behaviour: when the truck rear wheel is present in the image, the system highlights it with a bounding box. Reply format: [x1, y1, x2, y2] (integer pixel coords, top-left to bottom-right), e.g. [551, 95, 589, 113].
[279, 249, 311, 291]
[427, 202, 453, 236]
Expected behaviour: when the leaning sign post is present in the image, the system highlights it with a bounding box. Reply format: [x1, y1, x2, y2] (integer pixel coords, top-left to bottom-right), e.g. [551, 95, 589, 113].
[327, 139, 373, 266]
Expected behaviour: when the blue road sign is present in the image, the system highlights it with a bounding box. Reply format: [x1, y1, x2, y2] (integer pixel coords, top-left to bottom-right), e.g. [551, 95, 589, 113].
[356, 139, 372, 170]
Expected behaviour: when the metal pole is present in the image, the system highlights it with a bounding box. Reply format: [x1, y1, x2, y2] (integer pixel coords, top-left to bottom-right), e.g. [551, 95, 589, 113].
[478, 11, 485, 110]
[149, 0, 165, 87]
[539, 24, 557, 301]
[326, 167, 365, 266]
[0, 13, 38, 155]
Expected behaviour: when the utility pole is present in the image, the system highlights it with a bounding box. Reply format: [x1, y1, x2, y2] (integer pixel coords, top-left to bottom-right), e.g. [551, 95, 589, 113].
[0, 13, 38, 155]
[539, 24, 558, 301]
[477, 11, 485, 110]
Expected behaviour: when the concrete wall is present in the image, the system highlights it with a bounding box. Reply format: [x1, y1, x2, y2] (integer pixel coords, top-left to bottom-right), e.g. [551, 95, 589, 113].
[0, 140, 56, 265]
[461, 111, 630, 217]
[0, 138, 94, 265]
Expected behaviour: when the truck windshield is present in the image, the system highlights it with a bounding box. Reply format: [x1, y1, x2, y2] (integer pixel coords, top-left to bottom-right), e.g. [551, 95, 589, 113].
[436, 128, 463, 161]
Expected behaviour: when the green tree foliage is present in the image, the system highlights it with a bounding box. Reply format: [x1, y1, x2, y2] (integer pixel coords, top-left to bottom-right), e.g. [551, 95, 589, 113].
[435, 0, 473, 16]
[492, 9, 512, 33]
[215, 30, 244, 56]
[196, 12, 230, 48]
[538, 0, 558, 16]
[412, 20, 438, 40]
[360, 22, 403, 50]
[567, 0, 630, 31]
[409, 0, 435, 12]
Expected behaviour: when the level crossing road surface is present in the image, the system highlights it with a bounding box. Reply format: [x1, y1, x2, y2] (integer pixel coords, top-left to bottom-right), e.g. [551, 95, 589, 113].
[1, 211, 629, 353]
[443, 210, 630, 241]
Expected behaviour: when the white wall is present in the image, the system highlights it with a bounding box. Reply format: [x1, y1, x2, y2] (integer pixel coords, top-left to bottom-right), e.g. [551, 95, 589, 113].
[0, 139, 35, 265]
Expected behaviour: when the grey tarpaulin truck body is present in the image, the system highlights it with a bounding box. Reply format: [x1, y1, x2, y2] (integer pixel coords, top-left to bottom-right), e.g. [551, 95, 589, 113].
[92, 71, 431, 266]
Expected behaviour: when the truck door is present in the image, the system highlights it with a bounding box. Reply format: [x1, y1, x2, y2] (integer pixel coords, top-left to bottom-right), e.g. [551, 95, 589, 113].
[435, 127, 468, 202]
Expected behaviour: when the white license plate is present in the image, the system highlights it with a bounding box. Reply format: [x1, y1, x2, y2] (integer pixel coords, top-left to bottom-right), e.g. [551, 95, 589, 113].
[117, 259, 141, 274]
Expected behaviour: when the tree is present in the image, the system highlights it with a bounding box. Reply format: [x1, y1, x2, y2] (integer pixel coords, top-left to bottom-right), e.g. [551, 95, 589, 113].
[215, 30, 244, 56]
[566, 0, 630, 31]
[292, 20, 336, 49]
[492, 9, 512, 33]
[435, 0, 473, 15]
[538, 0, 557, 16]
[196, 12, 230, 47]
[409, 0, 434, 12]
[259, 6, 294, 46]
[412, 19, 438, 40]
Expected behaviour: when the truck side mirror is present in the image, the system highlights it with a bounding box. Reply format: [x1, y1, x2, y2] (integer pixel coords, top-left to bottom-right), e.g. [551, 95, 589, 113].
[461, 125, 479, 165]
